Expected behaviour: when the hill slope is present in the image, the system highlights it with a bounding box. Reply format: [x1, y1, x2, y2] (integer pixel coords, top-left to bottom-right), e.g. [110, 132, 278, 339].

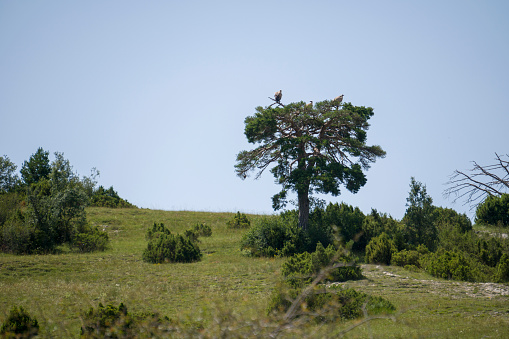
[0, 207, 508, 337]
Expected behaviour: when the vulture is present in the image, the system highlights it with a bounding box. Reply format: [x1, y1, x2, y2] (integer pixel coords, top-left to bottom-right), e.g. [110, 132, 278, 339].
[275, 90, 282, 103]
[334, 94, 344, 104]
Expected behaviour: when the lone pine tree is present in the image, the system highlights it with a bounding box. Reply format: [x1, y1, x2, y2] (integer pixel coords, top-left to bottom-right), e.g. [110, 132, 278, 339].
[235, 95, 385, 230]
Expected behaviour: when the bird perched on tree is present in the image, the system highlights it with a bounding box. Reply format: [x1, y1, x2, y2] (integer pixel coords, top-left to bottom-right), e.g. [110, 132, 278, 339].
[333, 94, 344, 104]
[306, 101, 313, 108]
[275, 90, 282, 103]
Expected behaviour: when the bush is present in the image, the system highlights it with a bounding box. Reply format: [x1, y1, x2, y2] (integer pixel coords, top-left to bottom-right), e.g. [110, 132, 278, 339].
[143, 223, 202, 263]
[391, 249, 421, 268]
[0, 305, 39, 338]
[475, 193, 509, 226]
[0, 185, 94, 254]
[193, 223, 212, 237]
[226, 212, 251, 229]
[184, 229, 200, 243]
[495, 253, 509, 283]
[80, 302, 172, 338]
[327, 287, 396, 320]
[281, 242, 362, 288]
[0, 213, 37, 254]
[89, 185, 136, 208]
[267, 285, 395, 322]
[365, 232, 397, 265]
[240, 215, 309, 257]
[71, 227, 109, 253]
[0, 192, 22, 227]
[80, 303, 132, 338]
[435, 207, 472, 233]
[146, 222, 171, 240]
[421, 250, 474, 281]
[266, 239, 392, 323]
[361, 209, 404, 251]
[322, 203, 365, 248]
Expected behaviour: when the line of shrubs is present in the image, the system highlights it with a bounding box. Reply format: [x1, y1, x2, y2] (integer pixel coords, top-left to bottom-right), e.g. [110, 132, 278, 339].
[236, 199, 509, 284]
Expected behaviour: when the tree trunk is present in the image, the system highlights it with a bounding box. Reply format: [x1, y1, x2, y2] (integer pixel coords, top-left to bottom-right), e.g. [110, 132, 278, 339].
[298, 188, 310, 231]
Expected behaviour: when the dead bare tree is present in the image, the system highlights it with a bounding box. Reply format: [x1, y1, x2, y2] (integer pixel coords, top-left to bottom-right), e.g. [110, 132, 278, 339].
[444, 153, 509, 208]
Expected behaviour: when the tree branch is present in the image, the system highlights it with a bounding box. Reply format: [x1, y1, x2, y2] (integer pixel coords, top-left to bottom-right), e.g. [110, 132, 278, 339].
[444, 153, 509, 207]
[267, 97, 285, 108]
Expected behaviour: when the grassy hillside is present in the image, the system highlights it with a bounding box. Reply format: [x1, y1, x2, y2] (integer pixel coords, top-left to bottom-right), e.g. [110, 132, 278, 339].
[0, 207, 508, 337]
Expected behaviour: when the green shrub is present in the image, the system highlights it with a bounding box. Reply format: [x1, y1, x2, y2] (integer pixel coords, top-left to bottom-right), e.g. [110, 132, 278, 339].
[365, 232, 397, 265]
[143, 223, 202, 263]
[475, 193, 509, 226]
[281, 242, 362, 288]
[71, 227, 109, 253]
[89, 186, 136, 208]
[193, 223, 212, 237]
[361, 209, 404, 251]
[495, 253, 509, 282]
[80, 302, 171, 338]
[226, 211, 251, 229]
[435, 207, 472, 233]
[240, 215, 309, 257]
[0, 192, 22, 227]
[267, 285, 395, 322]
[146, 222, 171, 240]
[475, 236, 504, 267]
[402, 178, 439, 251]
[0, 305, 39, 338]
[391, 245, 428, 268]
[421, 250, 473, 281]
[391, 249, 421, 268]
[184, 229, 200, 243]
[328, 287, 396, 320]
[322, 203, 365, 248]
[0, 185, 93, 254]
[0, 213, 37, 254]
[80, 303, 132, 338]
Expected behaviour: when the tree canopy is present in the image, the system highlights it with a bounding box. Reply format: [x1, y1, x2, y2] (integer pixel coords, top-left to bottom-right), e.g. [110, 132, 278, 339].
[235, 97, 385, 230]
[20, 147, 51, 186]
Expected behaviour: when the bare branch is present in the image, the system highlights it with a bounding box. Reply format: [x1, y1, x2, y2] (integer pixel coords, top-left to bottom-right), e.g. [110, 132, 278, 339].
[444, 153, 509, 208]
[267, 97, 285, 108]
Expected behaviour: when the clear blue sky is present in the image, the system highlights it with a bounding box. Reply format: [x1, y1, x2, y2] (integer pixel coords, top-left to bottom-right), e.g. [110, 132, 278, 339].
[1, 1, 508, 220]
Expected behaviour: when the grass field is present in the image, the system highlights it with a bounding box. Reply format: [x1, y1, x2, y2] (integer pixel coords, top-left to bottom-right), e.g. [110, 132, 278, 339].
[1, 207, 508, 338]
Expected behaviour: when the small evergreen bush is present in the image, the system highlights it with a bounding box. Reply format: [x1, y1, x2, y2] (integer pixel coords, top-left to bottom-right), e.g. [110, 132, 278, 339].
[365, 232, 397, 265]
[475, 193, 509, 226]
[193, 223, 212, 237]
[142, 223, 202, 263]
[89, 186, 136, 208]
[281, 242, 362, 288]
[71, 227, 109, 253]
[322, 203, 365, 248]
[0, 305, 39, 338]
[267, 285, 395, 322]
[391, 248, 424, 268]
[226, 211, 251, 229]
[420, 250, 473, 281]
[80, 303, 132, 338]
[495, 253, 509, 282]
[184, 229, 200, 243]
[240, 215, 309, 257]
[327, 286, 396, 320]
[80, 302, 172, 338]
[146, 222, 171, 240]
